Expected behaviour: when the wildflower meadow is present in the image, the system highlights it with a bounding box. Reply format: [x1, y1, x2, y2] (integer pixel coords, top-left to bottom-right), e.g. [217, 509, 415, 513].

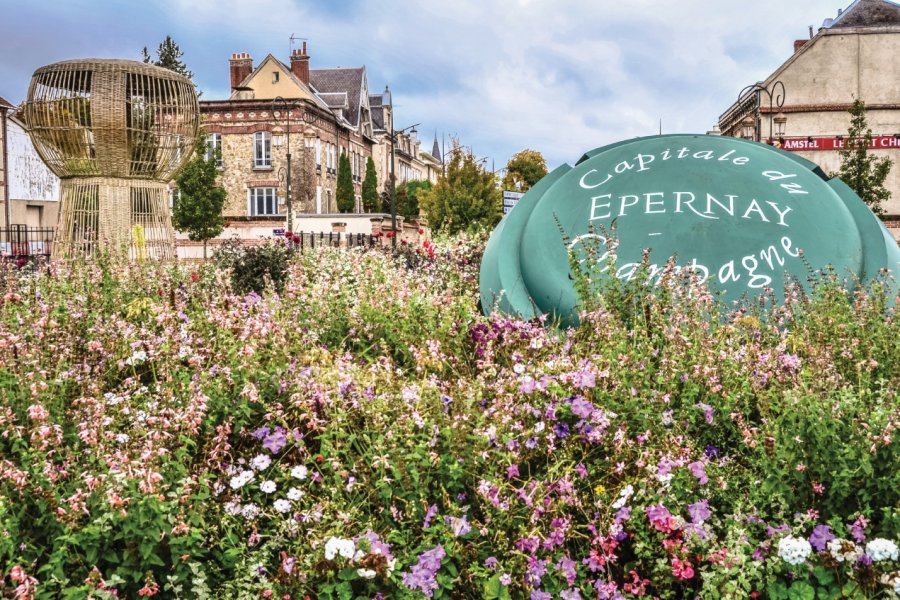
[0, 233, 898, 598]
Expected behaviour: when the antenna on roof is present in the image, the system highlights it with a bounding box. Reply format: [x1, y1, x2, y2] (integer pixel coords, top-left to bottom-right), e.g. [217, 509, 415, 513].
[289, 34, 307, 57]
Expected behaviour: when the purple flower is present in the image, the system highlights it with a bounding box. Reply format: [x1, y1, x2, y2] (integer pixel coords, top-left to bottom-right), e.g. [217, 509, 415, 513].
[560, 589, 583, 600]
[250, 426, 270, 440]
[688, 499, 711, 524]
[808, 524, 835, 552]
[849, 515, 868, 543]
[572, 369, 596, 389]
[553, 422, 570, 439]
[570, 396, 594, 419]
[507, 464, 520, 479]
[484, 556, 499, 570]
[531, 592, 552, 600]
[262, 427, 287, 454]
[499, 573, 512, 586]
[646, 503, 672, 525]
[401, 545, 445, 598]
[696, 402, 715, 424]
[688, 461, 709, 485]
[447, 515, 471, 538]
[704, 445, 721, 458]
[525, 556, 548, 585]
[557, 556, 577, 586]
[423, 504, 438, 529]
[752, 541, 771, 561]
[575, 463, 588, 479]
[614, 505, 631, 524]
[441, 394, 452, 413]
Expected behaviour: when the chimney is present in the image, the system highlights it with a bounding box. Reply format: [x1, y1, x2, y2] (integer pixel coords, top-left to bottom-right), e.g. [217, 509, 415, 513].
[290, 41, 310, 85]
[229, 53, 253, 91]
[794, 39, 808, 53]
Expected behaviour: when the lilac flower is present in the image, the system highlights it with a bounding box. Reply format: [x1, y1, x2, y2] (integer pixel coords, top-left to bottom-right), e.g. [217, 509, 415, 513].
[531, 592, 552, 600]
[553, 422, 570, 439]
[499, 573, 512, 586]
[704, 444, 721, 458]
[441, 394, 452, 413]
[688, 499, 711, 524]
[557, 556, 577, 586]
[572, 369, 595, 389]
[570, 396, 594, 419]
[484, 556, 499, 570]
[575, 463, 588, 479]
[262, 427, 287, 454]
[809, 524, 835, 552]
[752, 541, 771, 561]
[614, 505, 631, 524]
[849, 515, 868, 543]
[507, 464, 520, 479]
[560, 589, 583, 600]
[447, 515, 471, 538]
[401, 545, 445, 598]
[525, 556, 548, 586]
[696, 402, 715, 424]
[250, 426, 270, 440]
[688, 461, 709, 485]
[423, 504, 438, 529]
[766, 523, 790, 538]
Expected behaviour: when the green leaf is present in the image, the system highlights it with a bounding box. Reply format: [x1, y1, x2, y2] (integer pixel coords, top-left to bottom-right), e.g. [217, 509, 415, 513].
[812, 565, 834, 586]
[788, 581, 815, 600]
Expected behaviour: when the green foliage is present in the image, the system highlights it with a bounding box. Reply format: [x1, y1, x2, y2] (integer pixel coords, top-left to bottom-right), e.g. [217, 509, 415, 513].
[336, 153, 355, 213]
[142, 36, 193, 80]
[833, 98, 893, 216]
[400, 179, 432, 221]
[362, 156, 379, 212]
[419, 151, 501, 234]
[213, 238, 292, 295]
[173, 134, 226, 258]
[502, 148, 548, 191]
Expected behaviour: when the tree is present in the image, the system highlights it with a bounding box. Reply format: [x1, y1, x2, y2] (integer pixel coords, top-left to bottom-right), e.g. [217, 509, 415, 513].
[173, 134, 226, 259]
[833, 98, 893, 217]
[336, 153, 355, 213]
[503, 149, 548, 192]
[419, 150, 501, 235]
[362, 156, 379, 212]
[142, 36, 193, 80]
[401, 180, 432, 221]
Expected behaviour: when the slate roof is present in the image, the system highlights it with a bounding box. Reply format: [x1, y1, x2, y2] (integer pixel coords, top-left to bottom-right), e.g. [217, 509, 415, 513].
[309, 67, 365, 127]
[830, 0, 900, 27]
[432, 136, 441, 162]
[318, 92, 349, 110]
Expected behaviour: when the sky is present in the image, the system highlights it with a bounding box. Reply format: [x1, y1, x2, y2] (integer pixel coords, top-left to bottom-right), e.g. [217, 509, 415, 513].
[0, 0, 850, 170]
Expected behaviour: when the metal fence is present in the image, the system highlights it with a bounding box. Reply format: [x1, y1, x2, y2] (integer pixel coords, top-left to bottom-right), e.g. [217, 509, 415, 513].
[288, 231, 380, 250]
[0, 226, 54, 260]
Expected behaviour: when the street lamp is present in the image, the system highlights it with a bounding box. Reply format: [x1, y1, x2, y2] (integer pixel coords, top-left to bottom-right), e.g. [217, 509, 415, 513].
[272, 96, 315, 232]
[736, 80, 786, 142]
[390, 120, 420, 248]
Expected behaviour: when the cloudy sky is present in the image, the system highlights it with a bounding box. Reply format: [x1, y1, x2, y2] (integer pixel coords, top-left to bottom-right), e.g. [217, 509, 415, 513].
[0, 0, 847, 170]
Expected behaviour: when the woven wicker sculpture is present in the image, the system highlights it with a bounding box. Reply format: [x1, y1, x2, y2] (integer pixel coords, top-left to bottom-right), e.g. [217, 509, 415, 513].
[22, 59, 199, 260]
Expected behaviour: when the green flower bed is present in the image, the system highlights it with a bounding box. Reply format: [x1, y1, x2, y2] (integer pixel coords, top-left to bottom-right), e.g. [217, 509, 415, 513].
[0, 235, 897, 599]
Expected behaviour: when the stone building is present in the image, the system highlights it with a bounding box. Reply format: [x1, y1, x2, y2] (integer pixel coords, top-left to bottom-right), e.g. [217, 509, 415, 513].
[199, 43, 378, 228]
[0, 97, 60, 228]
[717, 0, 900, 240]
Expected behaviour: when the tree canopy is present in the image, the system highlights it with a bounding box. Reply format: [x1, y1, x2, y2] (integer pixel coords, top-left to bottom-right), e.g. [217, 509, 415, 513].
[362, 156, 379, 212]
[503, 149, 548, 192]
[142, 36, 194, 81]
[833, 98, 893, 217]
[336, 153, 355, 213]
[173, 133, 226, 258]
[419, 150, 501, 234]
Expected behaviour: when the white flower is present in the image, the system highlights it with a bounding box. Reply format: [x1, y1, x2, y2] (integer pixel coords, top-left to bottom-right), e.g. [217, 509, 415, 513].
[125, 350, 147, 365]
[229, 470, 255, 490]
[287, 487, 304, 501]
[273, 499, 291, 514]
[324, 537, 355, 561]
[240, 503, 260, 520]
[866, 538, 899, 562]
[534, 421, 545, 433]
[778, 535, 812, 565]
[357, 568, 376, 579]
[224, 501, 241, 515]
[611, 485, 634, 510]
[115, 433, 130, 444]
[291, 465, 308, 480]
[250, 454, 272, 471]
[260, 480, 277, 494]
[513, 363, 525, 375]
[827, 538, 863, 563]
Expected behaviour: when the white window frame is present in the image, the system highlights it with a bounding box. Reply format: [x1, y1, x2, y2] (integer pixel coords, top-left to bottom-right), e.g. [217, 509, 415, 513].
[254, 131, 272, 168]
[206, 133, 223, 168]
[249, 187, 279, 216]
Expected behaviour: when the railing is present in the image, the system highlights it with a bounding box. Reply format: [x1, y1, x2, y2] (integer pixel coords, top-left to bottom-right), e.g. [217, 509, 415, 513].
[0, 225, 55, 261]
[286, 231, 380, 250]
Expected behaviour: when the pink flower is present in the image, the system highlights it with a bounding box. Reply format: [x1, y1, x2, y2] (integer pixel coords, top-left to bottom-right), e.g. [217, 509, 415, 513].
[671, 558, 695, 580]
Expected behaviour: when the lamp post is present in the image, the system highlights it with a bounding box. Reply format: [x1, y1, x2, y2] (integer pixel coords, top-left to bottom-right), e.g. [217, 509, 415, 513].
[390, 121, 420, 248]
[272, 96, 315, 232]
[736, 80, 786, 142]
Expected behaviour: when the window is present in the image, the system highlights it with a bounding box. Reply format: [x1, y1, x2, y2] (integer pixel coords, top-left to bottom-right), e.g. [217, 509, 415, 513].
[315, 138, 322, 171]
[272, 71, 280, 84]
[206, 133, 223, 168]
[250, 187, 278, 216]
[254, 132, 271, 168]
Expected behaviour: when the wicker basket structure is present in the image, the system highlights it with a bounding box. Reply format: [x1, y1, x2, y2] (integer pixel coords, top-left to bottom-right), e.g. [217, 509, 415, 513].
[22, 58, 200, 259]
